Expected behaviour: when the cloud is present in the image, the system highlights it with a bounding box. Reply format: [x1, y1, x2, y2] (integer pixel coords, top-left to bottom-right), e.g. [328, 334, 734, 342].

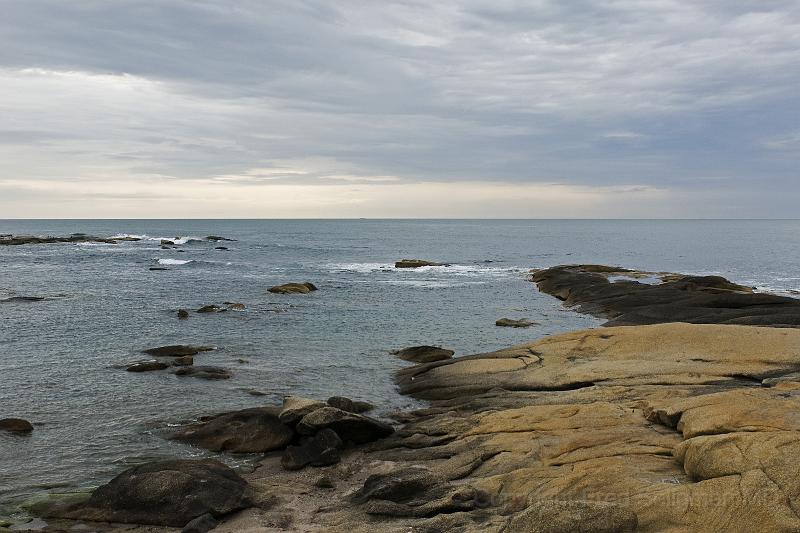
[1, 1, 799, 216]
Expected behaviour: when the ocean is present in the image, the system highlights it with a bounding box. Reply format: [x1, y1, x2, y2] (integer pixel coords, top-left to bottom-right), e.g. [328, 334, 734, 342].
[1, 219, 799, 507]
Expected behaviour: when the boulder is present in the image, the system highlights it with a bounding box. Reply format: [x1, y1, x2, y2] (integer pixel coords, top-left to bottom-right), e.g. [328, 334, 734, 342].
[160, 239, 175, 245]
[171, 407, 293, 453]
[0, 296, 46, 303]
[391, 345, 454, 363]
[506, 500, 637, 533]
[215, 246, 228, 250]
[394, 259, 442, 268]
[327, 396, 375, 414]
[143, 345, 214, 357]
[267, 282, 318, 294]
[172, 355, 194, 366]
[351, 466, 445, 504]
[0, 418, 33, 432]
[296, 407, 394, 444]
[280, 428, 343, 470]
[56, 459, 251, 527]
[225, 302, 246, 310]
[126, 360, 169, 372]
[279, 396, 327, 425]
[174, 366, 232, 380]
[177, 309, 190, 319]
[496, 318, 536, 328]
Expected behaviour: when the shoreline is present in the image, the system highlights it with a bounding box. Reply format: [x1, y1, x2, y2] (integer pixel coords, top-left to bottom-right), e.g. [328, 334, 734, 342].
[6, 264, 800, 532]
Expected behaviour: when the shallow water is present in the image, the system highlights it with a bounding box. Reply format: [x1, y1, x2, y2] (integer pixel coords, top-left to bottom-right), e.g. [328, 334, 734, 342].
[1, 219, 799, 505]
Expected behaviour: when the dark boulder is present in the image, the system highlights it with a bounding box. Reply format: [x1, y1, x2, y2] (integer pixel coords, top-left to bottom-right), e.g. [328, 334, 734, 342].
[391, 346, 454, 363]
[206, 236, 236, 242]
[171, 407, 293, 453]
[160, 239, 175, 245]
[56, 459, 251, 527]
[172, 355, 194, 366]
[496, 318, 536, 328]
[351, 466, 445, 504]
[280, 428, 343, 470]
[197, 305, 224, 313]
[143, 345, 214, 357]
[215, 246, 228, 250]
[175, 366, 232, 380]
[0, 418, 33, 432]
[149, 266, 169, 271]
[0, 296, 46, 303]
[296, 407, 394, 444]
[126, 360, 169, 372]
[177, 309, 190, 319]
[0, 234, 117, 246]
[267, 282, 318, 294]
[327, 396, 375, 414]
[395, 259, 442, 268]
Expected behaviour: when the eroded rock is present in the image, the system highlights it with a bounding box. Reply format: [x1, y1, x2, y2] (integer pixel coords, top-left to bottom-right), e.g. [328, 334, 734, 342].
[296, 407, 394, 444]
[391, 346, 454, 363]
[395, 259, 442, 268]
[0, 418, 33, 432]
[171, 407, 293, 453]
[268, 282, 318, 294]
[143, 345, 215, 357]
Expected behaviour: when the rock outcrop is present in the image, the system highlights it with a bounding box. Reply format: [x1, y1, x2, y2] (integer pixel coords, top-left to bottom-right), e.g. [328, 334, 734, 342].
[174, 366, 232, 380]
[142, 345, 215, 357]
[531, 264, 800, 327]
[391, 345, 454, 363]
[0, 418, 33, 432]
[268, 282, 318, 294]
[394, 259, 442, 268]
[53, 459, 251, 527]
[495, 318, 536, 328]
[0, 234, 118, 246]
[171, 407, 294, 453]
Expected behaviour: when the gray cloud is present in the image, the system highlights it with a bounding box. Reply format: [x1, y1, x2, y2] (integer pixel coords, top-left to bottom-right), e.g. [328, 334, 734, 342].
[1, 0, 799, 216]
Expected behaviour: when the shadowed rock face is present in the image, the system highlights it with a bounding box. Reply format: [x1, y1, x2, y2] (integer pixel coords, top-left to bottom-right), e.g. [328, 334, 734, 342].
[171, 407, 294, 453]
[531, 264, 800, 327]
[391, 345, 454, 363]
[142, 345, 215, 357]
[56, 459, 251, 527]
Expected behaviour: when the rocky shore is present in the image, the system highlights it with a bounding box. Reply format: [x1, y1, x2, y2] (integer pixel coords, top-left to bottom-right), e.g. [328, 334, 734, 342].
[11, 264, 800, 532]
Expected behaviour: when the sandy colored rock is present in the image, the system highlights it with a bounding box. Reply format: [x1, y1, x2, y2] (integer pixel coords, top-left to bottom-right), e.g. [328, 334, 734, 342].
[394, 259, 442, 268]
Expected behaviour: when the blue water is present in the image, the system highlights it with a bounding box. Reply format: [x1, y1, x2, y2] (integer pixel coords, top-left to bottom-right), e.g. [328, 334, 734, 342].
[1, 219, 799, 507]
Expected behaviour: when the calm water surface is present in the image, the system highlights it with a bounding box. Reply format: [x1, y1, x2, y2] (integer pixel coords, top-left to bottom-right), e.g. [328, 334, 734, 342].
[1, 219, 799, 507]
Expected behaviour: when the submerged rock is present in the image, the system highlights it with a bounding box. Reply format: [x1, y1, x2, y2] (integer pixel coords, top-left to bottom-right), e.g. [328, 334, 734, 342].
[0, 418, 33, 432]
[55, 459, 251, 527]
[327, 396, 375, 414]
[296, 407, 394, 444]
[177, 309, 190, 319]
[143, 345, 214, 357]
[0, 296, 46, 303]
[197, 305, 224, 313]
[281, 428, 343, 470]
[496, 318, 536, 328]
[173, 355, 194, 366]
[149, 266, 169, 271]
[394, 259, 442, 268]
[215, 246, 228, 250]
[160, 239, 175, 245]
[171, 407, 293, 453]
[206, 236, 236, 242]
[174, 366, 232, 380]
[126, 360, 169, 372]
[268, 282, 318, 294]
[391, 345, 454, 363]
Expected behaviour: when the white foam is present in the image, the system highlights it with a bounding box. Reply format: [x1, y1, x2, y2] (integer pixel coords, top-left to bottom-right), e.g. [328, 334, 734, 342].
[325, 262, 521, 277]
[157, 258, 192, 266]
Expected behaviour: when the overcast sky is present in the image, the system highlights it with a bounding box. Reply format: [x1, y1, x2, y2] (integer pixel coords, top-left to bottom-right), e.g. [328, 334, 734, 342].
[1, 0, 799, 218]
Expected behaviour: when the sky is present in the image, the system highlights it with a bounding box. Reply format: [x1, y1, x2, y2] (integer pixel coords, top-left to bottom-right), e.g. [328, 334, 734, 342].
[1, 0, 799, 218]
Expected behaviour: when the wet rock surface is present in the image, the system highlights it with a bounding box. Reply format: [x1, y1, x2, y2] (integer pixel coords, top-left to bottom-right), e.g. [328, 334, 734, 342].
[174, 366, 232, 380]
[0, 234, 118, 246]
[267, 282, 318, 294]
[171, 407, 294, 453]
[142, 345, 215, 357]
[394, 259, 443, 268]
[532, 264, 800, 327]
